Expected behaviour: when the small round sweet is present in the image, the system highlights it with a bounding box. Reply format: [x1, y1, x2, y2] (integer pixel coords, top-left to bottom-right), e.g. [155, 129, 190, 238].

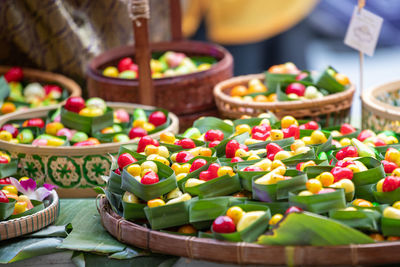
[306, 179, 322, 194]
[147, 199, 165, 208]
[269, 213, 283, 225]
[0, 130, 12, 142]
[281, 116, 298, 128]
[1, 102, 16, 114]
[45, 122, 64, 136]
[226, 206, 245, 225]
[113, 133, 130, 143]
[119, 70, 137, 79]
[79, 107, 104, 117]
[71, 132, 88, 143]
[318, 172, 334, 187]
[235, 124, 251, 135]
[103, 66, 119, 77]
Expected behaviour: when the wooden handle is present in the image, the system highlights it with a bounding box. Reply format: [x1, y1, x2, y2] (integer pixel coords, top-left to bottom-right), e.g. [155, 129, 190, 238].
[169, 0, 183, 41]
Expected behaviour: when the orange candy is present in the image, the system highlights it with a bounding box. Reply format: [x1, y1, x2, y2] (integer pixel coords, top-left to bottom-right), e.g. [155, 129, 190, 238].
[230, 85, 248, 97]
[1, 102, 16, 114]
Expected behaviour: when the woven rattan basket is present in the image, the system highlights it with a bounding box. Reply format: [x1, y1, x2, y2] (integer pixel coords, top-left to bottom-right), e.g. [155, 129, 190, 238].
[0, 190, 59, 241]
[98, 196, 400, 266]
[214, 73, 356, 127]
[0, 103, 178, 198]
[0, 66, 81, 102]
[362, 80, 400, 132]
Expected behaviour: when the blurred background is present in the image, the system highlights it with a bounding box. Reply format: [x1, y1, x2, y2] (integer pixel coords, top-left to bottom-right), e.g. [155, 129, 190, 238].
[1, 0, 400, 125]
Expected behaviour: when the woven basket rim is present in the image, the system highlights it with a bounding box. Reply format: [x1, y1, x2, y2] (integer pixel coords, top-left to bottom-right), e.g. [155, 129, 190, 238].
[87, 41, 233, 85]
[0, 66, 81, 98]
[362, 79, 400, 119]
[98, 196, 400, 266]
[0, 102, 179, 156]
[213, 73, 356, 109]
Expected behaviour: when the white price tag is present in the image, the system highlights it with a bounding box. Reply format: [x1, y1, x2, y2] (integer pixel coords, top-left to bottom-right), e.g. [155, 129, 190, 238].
[344, 6, 383, 56]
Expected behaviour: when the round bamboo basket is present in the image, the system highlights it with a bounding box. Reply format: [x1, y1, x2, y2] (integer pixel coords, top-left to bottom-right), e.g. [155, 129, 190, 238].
[214, 74, 356, 127]
[362, 80, 400, 132]
[0, 103, 179, 198]
[0, 66, 81, 101]
[0, 190, 59, 241]
[87, 41, 233, 116]
[99, 196, 400, 266]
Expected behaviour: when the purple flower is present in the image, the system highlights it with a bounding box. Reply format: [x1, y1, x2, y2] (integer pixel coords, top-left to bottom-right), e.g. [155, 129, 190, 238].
[10, 178, 57, 201]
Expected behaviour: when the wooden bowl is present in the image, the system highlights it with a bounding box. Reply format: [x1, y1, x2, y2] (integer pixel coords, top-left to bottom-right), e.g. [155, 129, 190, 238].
[214, 73, 356, 127]
[0, 190, 59, 241]
[99, 196, 400, 266]
[0, 66, 81, 102]
[0, 103, 179, 198]
[86, 41, 233, 116]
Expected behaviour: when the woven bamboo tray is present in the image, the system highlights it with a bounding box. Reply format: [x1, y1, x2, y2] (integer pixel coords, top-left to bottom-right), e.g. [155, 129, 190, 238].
[362, 80, 400, 132]
[214, 74, 356, 127]
[0, 66, 81, 103]
[0, 190, 59, 241]
[98, 196, 400, 266]
[0, 103, 179, 198]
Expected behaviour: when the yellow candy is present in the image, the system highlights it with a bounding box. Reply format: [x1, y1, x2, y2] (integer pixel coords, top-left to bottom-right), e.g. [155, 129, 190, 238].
[9, 138, 19, 144]
[170, 153, 177, 162]
[79, 107, 104, 117]
[0, 131, 12, 141]
[333, 179, 355, 193]
[376, 178, 384, 192]
[19, 177, 30, 182]
[153, 155, 170, 166]
[330, 130, 342, 137]
[274, 151, 293, 161]
[385, 136, 398, 145]
[293, 146, 311, 155]
[269, 214, 283, 225]
[346, 164, 360, 173]
[103, 66, 119, 77]
[353, 198, 373, 207]
[235, 124, 251, 135]
[247, 154, 260, 160]
[300, 160, 316, 171]
[271, 160, 285, 170]
[244, 138, 261, 145]
[235, 148, 249, 158]
[199, 147, 212, 157]
[45, 122, 64, 136]
[145, 145, 159, 156]
[185, 178, 205, 187]
[126, 164, 142, 176]
[290, 140, 305, 152]
[317, 172, 334, 187]
[393, 201, 400, 209]
[270, 130, 284, 141]
[171, 163, 190, 175]
[298, 190, 313, 196]
[132, 119, 146, 128]
[122, 191, 139, 203]
[281, 116, 298, 128]
[176, 173, 187, 182]
[197, 63, 211, 71]
[178, 225, 197, 234]
[142, 122, 155, 132]
[3, 185, 17, 195]
[217, 166, 235, 177]
[310, 130, 327, 144]
[226, 206, 245, 225]
[157, 146, 170, 158]
[47, 138, 65, 146]
[302, 136, 312, 145]
[147, 199, 165, 208]
[339, 138, 352, 147]
[141, 161, 158, 174]
[254, 158, 272, 171]
[306, 179, 322, 194]
[13, 201, 28, 214]
[160, 132, 176, 144]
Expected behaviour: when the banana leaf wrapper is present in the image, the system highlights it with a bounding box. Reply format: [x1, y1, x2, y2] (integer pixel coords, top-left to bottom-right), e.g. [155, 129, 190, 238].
[238, 170, 268, 192]
[177, 156, 218, 190]
[374, 144, 400, 158]
[373, 187, 400, 205]
[121, 160, 177, 201]
[329, 208, 381, 231]
[184, 174, 242, 198]
[252, 170, 307, 202]
[315, 66, 347, 93]
[9, 200, 44, 219]
[304, 165, 333, 178]
[282, 149, 316, 166]
[323, 126, 360, 141]
[247, 137, 295, 151]
[117, 144, 147, 161]
[189, 196, 230, 229]
[289, 189, 346, 214]
[193, 117, 234, 138]
[381, 217, 400, 236]
[160, 138, 205, 152]
[122, 200, 146, 220]
[213, 132, 250, 158]
[355, 184, 376, 202]
[0, 158, 18, 178]
[198, 231, 214, 239]
[144, 199, 192, 230]
[258, 211, 374, 246]
[264, 72, 297, 94]
[0, 198, 16, 220]
[245, 200, 289, 215]
[107, 170, 125, 195]
[105, 190, 123, 216]
[60, 107, 114, 134]
[213, 203, 271, 243]
[352, 157, 385, 186]
[233, 117, 265, 128]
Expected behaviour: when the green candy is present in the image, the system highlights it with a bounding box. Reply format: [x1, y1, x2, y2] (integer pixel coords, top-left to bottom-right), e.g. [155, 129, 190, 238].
[113, 133, 130, 143]
[17, 129, 34, 144]
[71, 131, 88, 143]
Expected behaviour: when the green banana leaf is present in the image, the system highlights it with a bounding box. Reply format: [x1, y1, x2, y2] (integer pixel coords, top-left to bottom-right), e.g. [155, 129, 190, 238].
[9, 200, 44, 219]
[121, 160, 177, 201]
[264, 71, 297, 94]
[282, 149, 316, 166]
[245, 200, 289, 215]
[0, 198, 16, 220]
[323, 126, 360, 141]
[160, 138, 205, 152]
[247, 137, 295, 151]
[107, 170, 125, 195]
[356, 183, 377, 202]
[373, 187, 400, 205]
[198, 231, 214, 239]
[233, 117, 264, 127]
[352, 157, 385, 186]
[329, 208, 381, 231]
[0, 158, 18, 178]
[257, 211, 374, 245]
[122, 200, 146, 220]
[60, 107, 114, 134]
[189, 197, 230, 229]
[212, 132, 249, 157]
[105, 190, 123, 216]
[289, 189, 346, 214]
[184, 174, 241, 198]
[238, 170, 268, 191]
[381, 217, 400, 236]
[193, 117, 234, 138]
[213, 203, 271, 243]
[304, 165, 333, 178]
[144, 199, 192, 230]
[314, 66, 346, 93]
[252, 170, 307, 202]
[176, 156, 218, 190]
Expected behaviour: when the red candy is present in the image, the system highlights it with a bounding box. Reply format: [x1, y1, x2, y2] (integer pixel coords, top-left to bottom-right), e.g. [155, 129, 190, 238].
[117, 153, 137, 170]
[141, 171, 159, 184]
[331, 167, 353, 182]
[148, 111, 167, 127]
[4, 67, 23, 82]
[212, 216, 236, 233]
[204, 129, 224, 142]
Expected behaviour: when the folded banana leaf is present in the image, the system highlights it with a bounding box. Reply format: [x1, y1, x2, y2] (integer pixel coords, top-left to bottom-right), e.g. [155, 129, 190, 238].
[238, 169, 268, 191]
[282, 149, 316, 166]
[264, 72, 297, 94]
[60, 107, 114, 134]
[0, 158, 18, 178]
[352, 157, 385, 186]
[373, 187, 400, 205]
[233, 117, 264, 128]
[245, 200, 289, 215]
[356, 184, 376, 202]
[258, 211, 374, 246]
[315, 66, 346, 93]
[122, 200, 146, 220]
[247, 137, 295, 151]
[0, 198, 16, 220]
[105, 190, 123, 216]
[381, 217, 400, 236]
[252, 170, 307, 202]
[189, 197, 230, 229]
[304, 165, 333, 178]
[107, 170, 125, 195]
[184, 174, 241, 198]
[144, 199, 192, 230]
[177, 156, 218, 190]
[213, 203, 271, 243]
[117, 144, 147, 161]
[329, 208, 381, 231]
[323, 126, 360, 141]
[374, 143, 400, 157]
[289, 189, 346, 214]
[193, 117, 234, 138]
[9, 200, 44, 219]
[160, 138, 205, 152]
[198, 231, 213, 239]
[121, 160, 177, 201]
